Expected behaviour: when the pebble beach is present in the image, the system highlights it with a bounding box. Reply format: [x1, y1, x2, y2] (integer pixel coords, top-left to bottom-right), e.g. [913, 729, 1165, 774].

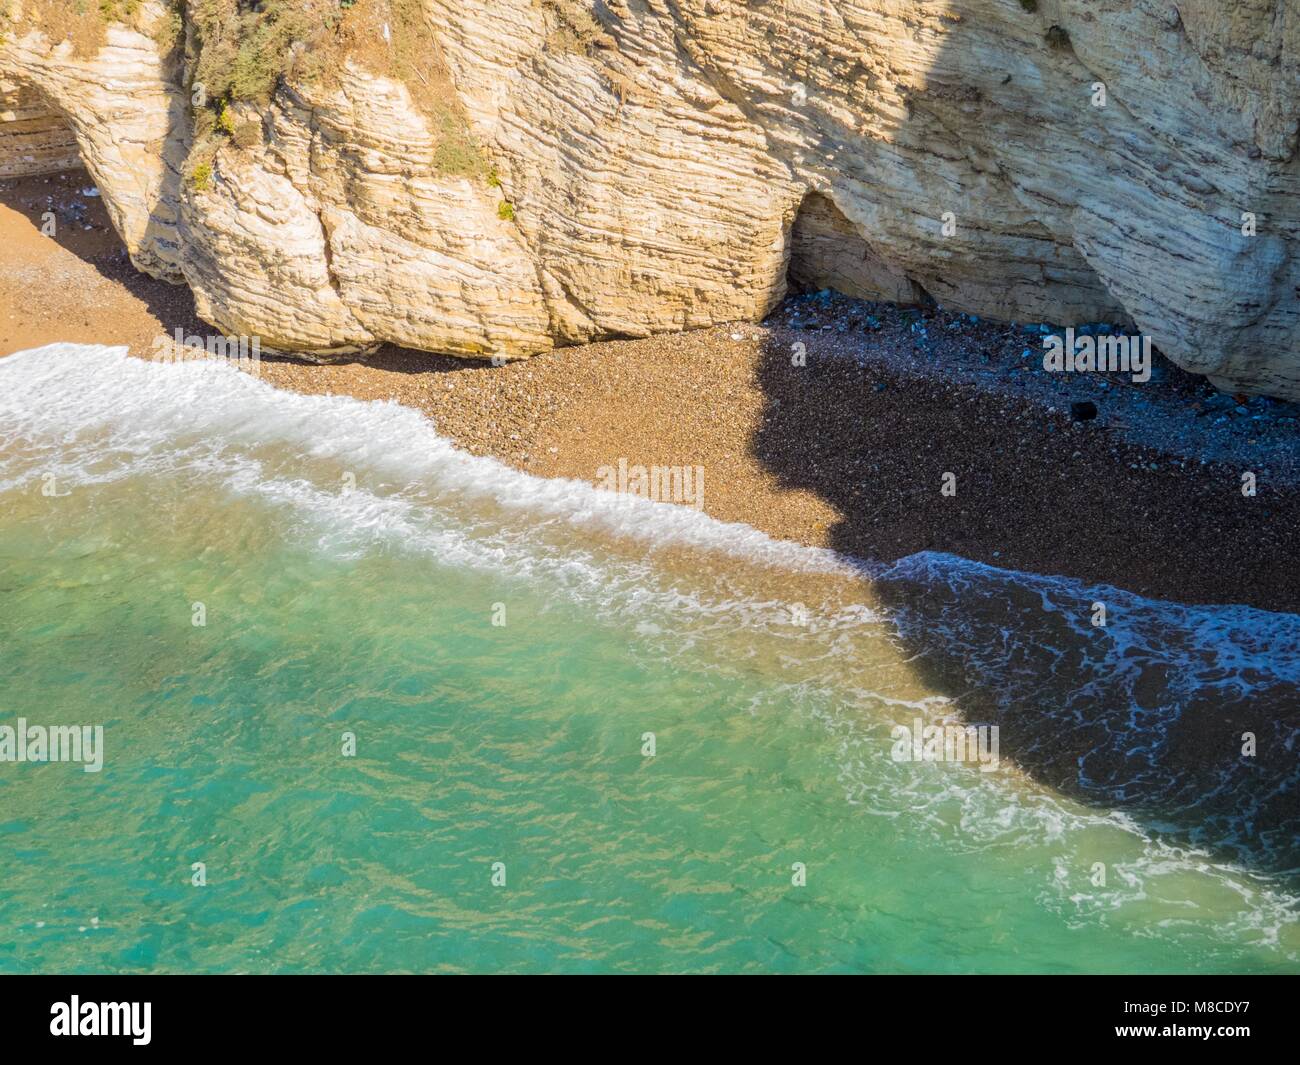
[4, 170, 1298, 612]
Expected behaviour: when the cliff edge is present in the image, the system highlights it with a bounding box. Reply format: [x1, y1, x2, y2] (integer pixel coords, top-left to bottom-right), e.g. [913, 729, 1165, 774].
[1, 0, 1296, 398]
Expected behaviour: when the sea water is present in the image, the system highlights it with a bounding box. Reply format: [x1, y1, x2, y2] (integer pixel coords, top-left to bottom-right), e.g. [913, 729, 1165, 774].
[0, 344, 1296, 973]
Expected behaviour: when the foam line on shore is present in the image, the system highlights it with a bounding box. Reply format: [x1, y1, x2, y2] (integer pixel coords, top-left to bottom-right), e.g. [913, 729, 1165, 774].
[0, 344, 858, 574]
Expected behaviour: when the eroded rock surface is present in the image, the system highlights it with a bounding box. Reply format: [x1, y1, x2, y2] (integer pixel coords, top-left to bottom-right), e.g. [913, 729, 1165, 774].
[0, 76, 79, 176]
[0, 0, 1296, 395]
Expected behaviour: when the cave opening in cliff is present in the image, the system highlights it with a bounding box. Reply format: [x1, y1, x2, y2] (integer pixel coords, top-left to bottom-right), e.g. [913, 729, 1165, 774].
[0, 75, 207, 358]
[785, 190, 926, 306]
[0, 77, 129, 269]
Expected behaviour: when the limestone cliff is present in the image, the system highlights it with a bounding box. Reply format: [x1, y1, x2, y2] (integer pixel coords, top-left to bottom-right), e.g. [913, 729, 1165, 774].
[0, 0, 1296, 398]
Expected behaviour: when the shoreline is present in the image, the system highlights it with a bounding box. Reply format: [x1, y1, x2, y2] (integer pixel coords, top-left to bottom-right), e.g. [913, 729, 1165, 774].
[4, 170, 1299, 613]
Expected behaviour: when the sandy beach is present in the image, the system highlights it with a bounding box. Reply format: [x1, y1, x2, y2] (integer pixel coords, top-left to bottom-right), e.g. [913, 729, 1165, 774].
[4, 170, 1298, 613]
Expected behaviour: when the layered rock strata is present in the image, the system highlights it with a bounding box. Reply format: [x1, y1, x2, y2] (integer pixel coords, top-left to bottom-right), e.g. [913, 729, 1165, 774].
[0, 1, 1295, 397]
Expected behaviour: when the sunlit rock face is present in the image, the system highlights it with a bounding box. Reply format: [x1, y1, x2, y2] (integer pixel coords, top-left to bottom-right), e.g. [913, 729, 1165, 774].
[1, 1, 1297, 396]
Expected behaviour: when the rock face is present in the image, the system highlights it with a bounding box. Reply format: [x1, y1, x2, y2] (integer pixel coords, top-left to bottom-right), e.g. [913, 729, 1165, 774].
[0, 1, 1297, 397]
[0, 76, 80, 176]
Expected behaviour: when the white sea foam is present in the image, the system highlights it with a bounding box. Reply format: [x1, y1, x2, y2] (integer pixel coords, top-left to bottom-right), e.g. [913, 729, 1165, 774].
[0, 344, 882, 657]
[0, 344, 855, 573]
[3, 343, 1298, 954]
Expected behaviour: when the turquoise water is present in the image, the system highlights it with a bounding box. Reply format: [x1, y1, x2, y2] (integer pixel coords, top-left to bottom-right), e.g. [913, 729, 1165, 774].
[0, 345, 1297, 973]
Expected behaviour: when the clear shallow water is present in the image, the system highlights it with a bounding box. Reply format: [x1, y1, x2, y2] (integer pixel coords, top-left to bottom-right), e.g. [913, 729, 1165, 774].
[0, 344, 1296, 973]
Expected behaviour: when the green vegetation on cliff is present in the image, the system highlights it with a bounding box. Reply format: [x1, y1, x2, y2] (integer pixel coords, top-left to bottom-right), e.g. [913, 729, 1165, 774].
[184, 1, 487, 180]
[186, 0, 328, 106]
[179, 2, 470, 113]
[6, 1, 489, 184]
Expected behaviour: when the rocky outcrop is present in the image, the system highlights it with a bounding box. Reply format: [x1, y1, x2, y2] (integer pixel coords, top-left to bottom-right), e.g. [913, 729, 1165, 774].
[0, 1, 1297, 397]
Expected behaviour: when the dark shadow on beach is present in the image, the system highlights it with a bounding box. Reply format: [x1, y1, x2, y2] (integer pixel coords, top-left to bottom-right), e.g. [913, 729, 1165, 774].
[750, 312, 1300, 877]
[339, 344, 499, 376]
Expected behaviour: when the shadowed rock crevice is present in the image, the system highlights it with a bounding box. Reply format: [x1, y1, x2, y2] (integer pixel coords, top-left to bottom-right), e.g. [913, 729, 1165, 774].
[787, 191, 925, 305]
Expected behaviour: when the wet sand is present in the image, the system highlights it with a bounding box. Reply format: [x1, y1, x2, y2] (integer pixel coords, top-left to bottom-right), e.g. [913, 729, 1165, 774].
[3, 169, 1298, 613]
